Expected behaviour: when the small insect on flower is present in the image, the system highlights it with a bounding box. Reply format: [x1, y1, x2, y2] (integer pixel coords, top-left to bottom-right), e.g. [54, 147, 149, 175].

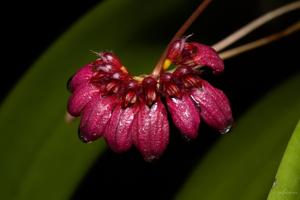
[66, 36, 233, 161]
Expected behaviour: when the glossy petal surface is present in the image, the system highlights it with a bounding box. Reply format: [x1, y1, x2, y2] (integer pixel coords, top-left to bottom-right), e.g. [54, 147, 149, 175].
[105, 105, 138, 152]
[79, 96, 117, 142]
[191, 81, 233, 133]
[188, 42, 224, 74]
[67, 83, 99, 117]
[201, 80, 232, 119]
[68, 64, 94, 92]
[132, 101, 169, 161]
[167, 95, 200, 139]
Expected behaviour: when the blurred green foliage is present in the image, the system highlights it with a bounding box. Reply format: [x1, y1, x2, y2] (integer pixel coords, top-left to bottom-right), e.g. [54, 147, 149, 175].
[267, 120, 300, 200]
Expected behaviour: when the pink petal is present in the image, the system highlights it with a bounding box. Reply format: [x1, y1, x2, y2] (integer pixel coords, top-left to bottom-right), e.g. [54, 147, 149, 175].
[201, 81, 232, 118]
[67, 83, 99, 117]
[68, 64, 94, 92]
[188, 42, 224, 74]
[191, 81, 233, 134]
[131, 101, 169, 161]
[79, 96, 118, 143]
[104, 104, 139, 152]
[167, 95, 200, 139]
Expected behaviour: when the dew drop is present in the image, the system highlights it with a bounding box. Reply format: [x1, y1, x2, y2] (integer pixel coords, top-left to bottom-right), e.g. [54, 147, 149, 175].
[182, 135, 192, 142]
[221, 124, 232, 134]
[145, 155, 157, 162]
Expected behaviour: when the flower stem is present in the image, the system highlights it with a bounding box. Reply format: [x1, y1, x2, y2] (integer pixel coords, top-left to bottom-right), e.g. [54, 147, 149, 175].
[219, 21, 300, 60]
[167, 21, 300, 73]
[152, 0, 213, 78]
[212, 1, 300, 52]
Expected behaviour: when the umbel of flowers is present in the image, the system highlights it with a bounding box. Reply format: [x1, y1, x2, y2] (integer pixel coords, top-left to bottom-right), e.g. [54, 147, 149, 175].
[67, 37, 233, 161]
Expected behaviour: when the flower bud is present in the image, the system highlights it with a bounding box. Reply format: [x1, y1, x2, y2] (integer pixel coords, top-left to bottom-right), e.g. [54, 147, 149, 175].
[122, 80, 140, 108]
[142, 76, 158, 106]
[99, 52, 123, 68]
[172, 66, 201, 88]
[105, 81, 119, 94]
[166, 39, 185, 62]
[93, 62, 121, 74]
[159, 73, 181, 98]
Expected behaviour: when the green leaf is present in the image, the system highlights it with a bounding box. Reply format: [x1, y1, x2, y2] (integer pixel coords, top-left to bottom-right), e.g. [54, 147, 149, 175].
[175, 73, 300, 200]
[267, 120, 300, 200]
[0, 0, 189, 199]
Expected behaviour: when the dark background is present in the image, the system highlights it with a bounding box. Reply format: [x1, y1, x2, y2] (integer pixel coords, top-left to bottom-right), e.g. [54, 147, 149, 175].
[0, 0, 100, 99]
[1, 0, 299, 199]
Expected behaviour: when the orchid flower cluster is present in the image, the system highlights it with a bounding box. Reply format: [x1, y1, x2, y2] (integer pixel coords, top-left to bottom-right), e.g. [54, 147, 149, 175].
[67, 37, 233, 160]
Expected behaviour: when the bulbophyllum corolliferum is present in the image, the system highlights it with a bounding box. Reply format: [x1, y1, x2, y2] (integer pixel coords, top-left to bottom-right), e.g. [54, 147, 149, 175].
[67, 37, 233, 161]
[65, 0, 300, 161]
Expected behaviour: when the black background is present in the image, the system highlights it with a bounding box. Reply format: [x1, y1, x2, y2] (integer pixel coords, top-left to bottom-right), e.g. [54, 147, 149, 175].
[0, 0, 100, 99]
[1, 0, 299, 199]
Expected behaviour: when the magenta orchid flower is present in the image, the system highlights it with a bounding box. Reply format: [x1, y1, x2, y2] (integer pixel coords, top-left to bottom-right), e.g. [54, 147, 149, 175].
[67, 37, 233, 160]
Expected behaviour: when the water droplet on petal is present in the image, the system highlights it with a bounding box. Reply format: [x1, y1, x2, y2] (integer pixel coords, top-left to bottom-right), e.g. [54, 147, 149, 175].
[221, 124, 232, 134]
[182, 135, 192, 142]
[145, 155, 157, 162]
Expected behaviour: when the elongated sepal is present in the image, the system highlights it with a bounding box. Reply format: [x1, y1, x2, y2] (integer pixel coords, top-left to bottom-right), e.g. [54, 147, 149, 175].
[191, 81, 233, 134]
[167, 95, 200, 139]
[104, 105, 139, 152]
[67, 83, 99, 117]
[68, 64, 94, 92]
[79, 96, 118, 143]
[131, 101, 169, 161]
